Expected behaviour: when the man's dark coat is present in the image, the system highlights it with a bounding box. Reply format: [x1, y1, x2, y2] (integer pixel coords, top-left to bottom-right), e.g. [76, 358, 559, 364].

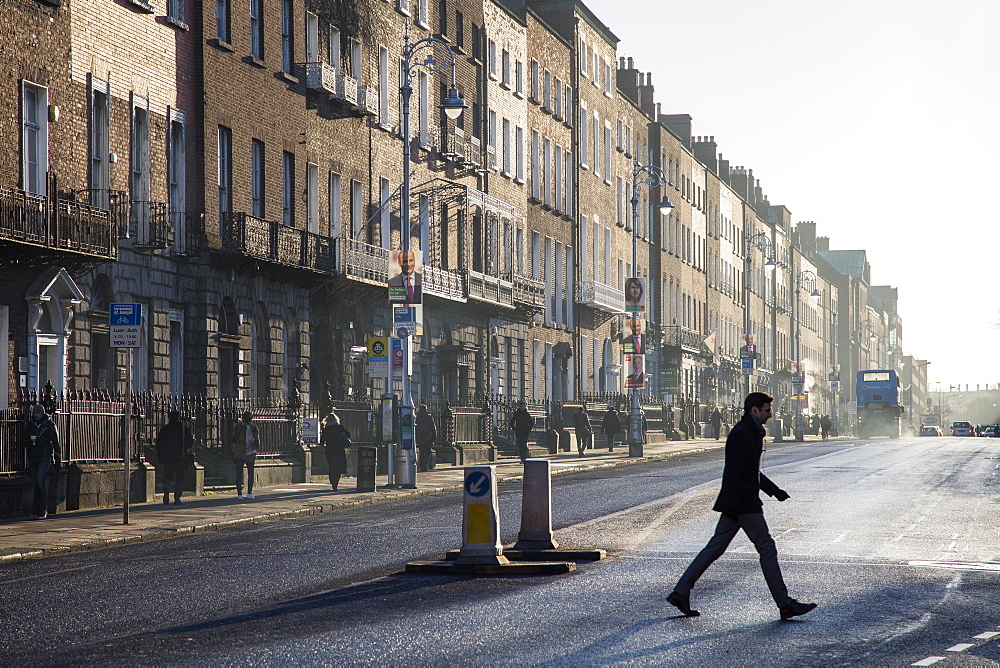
[712, 412, 782, 517]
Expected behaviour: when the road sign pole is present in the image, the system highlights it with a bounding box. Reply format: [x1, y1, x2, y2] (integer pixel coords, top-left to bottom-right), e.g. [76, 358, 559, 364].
[123, 347, 131, 525]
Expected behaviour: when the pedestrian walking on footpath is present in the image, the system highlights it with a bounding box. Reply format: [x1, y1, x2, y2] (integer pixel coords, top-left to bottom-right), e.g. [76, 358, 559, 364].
[233, 411, 259, 499]
[509, 401, 534, 464]
[415, 404, 437, 472]
[820, 415, 832, 441]
[709, 408, 723, 440]
[666, 392, 817, 621]
[156, 410, 194, 505]
[23, 404, 61, 520]
[602, 406, 622, 452]
[320, 411, 351, 490]
[573, 406, 593, 457]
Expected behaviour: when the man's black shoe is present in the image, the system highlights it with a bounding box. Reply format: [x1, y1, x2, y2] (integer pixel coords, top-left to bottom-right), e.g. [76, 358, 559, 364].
[667, 591, 700, 617]
[779, 599, 817, 620]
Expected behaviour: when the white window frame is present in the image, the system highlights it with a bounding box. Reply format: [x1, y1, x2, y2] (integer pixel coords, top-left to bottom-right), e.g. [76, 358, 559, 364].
[306, 162, 319, 234]
[21, 81, 48, 197]
[329, 171, 342, 239]
[379, 176, 391, 248]
[529, 59, 539, 101]
[329, 26, 341, 71]
[515, 125, 524, 183]
[282, 151, 295, 226]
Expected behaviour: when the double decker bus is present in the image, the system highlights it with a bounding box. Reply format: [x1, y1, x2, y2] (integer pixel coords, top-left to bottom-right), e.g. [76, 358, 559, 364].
[856, 370, 902, 439]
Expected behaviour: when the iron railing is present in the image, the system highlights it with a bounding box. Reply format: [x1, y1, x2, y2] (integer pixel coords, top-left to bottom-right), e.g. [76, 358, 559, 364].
[575, 280, 624, 313]
[219, 212, 337, 274]
[0, 184, 118, 261]
[130, 200, 172, 249]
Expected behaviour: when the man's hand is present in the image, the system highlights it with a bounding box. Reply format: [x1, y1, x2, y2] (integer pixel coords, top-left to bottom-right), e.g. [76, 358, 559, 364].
[774, 489, 790, 502]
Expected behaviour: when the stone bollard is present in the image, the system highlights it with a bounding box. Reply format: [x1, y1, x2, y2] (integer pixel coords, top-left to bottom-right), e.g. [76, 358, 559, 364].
[513, 459, 557, 550]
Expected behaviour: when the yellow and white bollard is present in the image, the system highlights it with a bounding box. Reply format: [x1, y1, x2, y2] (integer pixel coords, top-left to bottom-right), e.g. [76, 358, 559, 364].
[456, 466, 509, 565]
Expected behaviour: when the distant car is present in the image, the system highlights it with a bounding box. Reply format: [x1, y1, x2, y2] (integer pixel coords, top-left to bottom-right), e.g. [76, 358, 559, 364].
[951, 421, 975, 437]
[920, 425, 943, 437]
[983, 425, 999, 438]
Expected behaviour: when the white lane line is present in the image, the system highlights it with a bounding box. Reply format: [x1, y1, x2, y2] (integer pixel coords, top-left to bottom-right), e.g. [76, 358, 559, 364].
[908, 560, 1000, 572]
[911, 657, 945, 666]
[945, 643, 974, 652]
[974, 631, 1000, 639]
[832, 531, 848, 543]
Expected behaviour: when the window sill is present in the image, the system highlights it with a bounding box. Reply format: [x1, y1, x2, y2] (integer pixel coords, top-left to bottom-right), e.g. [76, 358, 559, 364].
[209, 39, 235, 52]
[416, 20, 430, 30]
[126, 0, 154, 12]
[488, 73, 499, 81]
[513, 90, 524, 99]
[249, 56, 267, 68]
[513, 177, 525, 185]
[377, 122, 395, 133]
[277, 71, 300, 84]
[36, 0, 61, 6]
[436, 33, 451, 44]
[165, 15, 189, 30]
[499, 82, 511, 90]
[397, 7, 412, 17]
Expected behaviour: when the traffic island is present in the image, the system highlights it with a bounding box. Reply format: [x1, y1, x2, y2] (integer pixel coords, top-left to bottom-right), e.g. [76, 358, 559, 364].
[404, 559, 575, 575]
[444, 548, 605, 562]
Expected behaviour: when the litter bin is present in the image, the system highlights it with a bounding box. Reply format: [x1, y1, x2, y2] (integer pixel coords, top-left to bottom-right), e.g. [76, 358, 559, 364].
[356, 446, 377, 492]
[770, 418, 783, 442]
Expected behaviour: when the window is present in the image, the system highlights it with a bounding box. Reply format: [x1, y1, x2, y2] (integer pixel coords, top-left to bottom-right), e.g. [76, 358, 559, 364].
[329, 26, 341, 71]
[604, 60, 612, 95]
[502, 118, 511, 176]
[329, 172, 342, 239]
[21, 82, 48, 197]
[306, 162, 319, 234]
[488, 40, 497, 79]
[488, 109, 497, 169]
[216, 0, 230, 42]
[454, 11, 464, 50]
[554, 145, 562, 210]
[593, 52, 600, 88]
[251, 139, 265, 217]
[592, 111, 600, 177]
[515, 125, 524, 182]
[515, 60, 523, 96]
[168, 0, 185, 23]
[281, 0, 294, 74]
[418, 70, 429, 146]
[530, 129, 539, 199]
[379, 177, 391, 248]
[282, 151, 295, 226]
[398, 0, 410, 14]
[579, 104, 588, 167]
[417, 0, 428, 27]
[564, 84, 572, 124]
[501, 49, 510, 87]
[250, 0, 264, 59]
[378, 46, 390, 125]
[529, 59, 539, 100]
[553, 76, 562, 117]
[305, 12, 319, 64]
[543, 137, 551, 206]
[217, 126, 232, 220]
[438, 0, 448, 35]
[542, 69, 551, 109]
[579, 39, 589, 77]
[89, 77, 110, 205]
[603, 124, 612, 183]
[167, 110, 186, 246]
[564, 149, 573, 216]
[350, 179, 363, 239]
[350, 39, 363, 84]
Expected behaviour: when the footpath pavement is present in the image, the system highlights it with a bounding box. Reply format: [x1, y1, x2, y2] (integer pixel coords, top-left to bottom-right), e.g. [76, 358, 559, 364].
[0, 435, 807, 565]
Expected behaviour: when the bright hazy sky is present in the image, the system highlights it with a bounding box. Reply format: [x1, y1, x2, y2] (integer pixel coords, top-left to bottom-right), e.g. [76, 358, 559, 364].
[584, 0, 1000, 388]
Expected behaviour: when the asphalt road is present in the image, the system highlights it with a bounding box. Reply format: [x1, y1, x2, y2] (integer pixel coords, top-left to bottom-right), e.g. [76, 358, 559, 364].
[2, 436, 999, 666]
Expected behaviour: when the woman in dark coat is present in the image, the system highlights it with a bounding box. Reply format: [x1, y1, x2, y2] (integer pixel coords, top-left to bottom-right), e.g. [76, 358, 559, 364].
[321, 412, 351, 491]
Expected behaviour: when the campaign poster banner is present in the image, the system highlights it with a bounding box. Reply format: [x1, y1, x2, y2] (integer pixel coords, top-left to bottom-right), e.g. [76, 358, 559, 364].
[388, 249, 423, 304]
[624, 277, 646, 314]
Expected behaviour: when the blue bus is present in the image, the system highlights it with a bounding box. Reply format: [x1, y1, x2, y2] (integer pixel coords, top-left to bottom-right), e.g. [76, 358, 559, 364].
[856, 370, 902, 439]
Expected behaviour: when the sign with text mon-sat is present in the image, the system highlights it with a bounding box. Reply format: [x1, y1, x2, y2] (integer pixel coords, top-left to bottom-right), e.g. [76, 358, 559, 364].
[110, 303, 142, 348]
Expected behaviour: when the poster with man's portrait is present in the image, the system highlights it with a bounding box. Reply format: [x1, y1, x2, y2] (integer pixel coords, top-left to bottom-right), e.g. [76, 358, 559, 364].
[625, 353, 646, 389]
[624, 277, 646, 314]
[623, 318, 646, 355]
[388, 249, 423, 304]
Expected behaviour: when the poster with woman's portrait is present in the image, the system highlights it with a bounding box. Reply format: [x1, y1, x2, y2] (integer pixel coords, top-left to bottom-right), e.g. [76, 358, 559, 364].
[624, 277, 646, 313]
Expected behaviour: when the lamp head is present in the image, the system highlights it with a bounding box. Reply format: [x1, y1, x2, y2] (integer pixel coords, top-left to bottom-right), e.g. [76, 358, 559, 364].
[441, 87, 467, 120]
[810, 287, 821, 298]
[657, 195, 674, 214]
[765, 257, 777, 270]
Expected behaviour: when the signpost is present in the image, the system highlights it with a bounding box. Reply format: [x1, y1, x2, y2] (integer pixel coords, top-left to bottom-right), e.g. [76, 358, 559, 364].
[110, 303, 141, 525]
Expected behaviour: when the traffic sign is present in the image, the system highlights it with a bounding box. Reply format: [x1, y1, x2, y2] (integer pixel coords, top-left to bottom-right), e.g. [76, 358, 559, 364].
[368, 336, 389, 378]
[465, 470, 490, 497]
[397, 327, 409, 338]
[110, 303, 142, 348]
[741, 357, 754, 375]
[301, 417, 320, 444]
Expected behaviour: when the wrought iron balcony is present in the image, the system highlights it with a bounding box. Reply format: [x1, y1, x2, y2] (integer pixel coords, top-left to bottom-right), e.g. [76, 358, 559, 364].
[424, 263, 465, 301]
[662, 325, 706, 351]
[513, 273, 545, 310]
[130, 200, 171, 249]
[358, 85, 379, 116]
[219, 213, 336, 274]
[170, 211, 206, 255]
[304, 61, 337, 94]
[337, 74, 358, 106]
[440, 127, 484, 169]
[464, 270, 514, 308]
[342, 238, 388, 285]
[0, 184, 117, 262]
[575, 280, 624, 314]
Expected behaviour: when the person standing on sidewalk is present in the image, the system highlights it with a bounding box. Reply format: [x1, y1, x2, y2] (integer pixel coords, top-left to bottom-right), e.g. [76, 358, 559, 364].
[233, 411, 258, 499]
[23, 405, 61, 520]
[320, 412, 351, 490]
[666, 392, 817, 621]
[509, 401, 534, 464]
[573, 406, 593, 457]
[156, 410, 193, 505]
[602, 406, 621, 452]
[709, 408, 723, 440]
[415, 404, 437, 472]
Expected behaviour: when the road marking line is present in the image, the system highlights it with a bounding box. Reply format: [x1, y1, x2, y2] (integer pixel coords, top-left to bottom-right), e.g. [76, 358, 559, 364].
[911, 657, 945, 666]
[945, 643, 974, 652]
[974, 631, 1000, 639]
[832, 532, 848, 543]
[908, 560, 1000, 572]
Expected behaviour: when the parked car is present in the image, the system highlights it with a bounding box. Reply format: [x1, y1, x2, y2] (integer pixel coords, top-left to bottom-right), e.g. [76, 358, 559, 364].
[920, 425, 943, 437]
[983, 425, 999, 437]
[951, 421, 975, 437]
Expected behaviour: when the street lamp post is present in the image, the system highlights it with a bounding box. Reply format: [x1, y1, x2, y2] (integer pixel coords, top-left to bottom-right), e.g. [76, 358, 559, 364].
[743, 231, 776, 397]
[628, 162, 673, 457]
[792, 268, 820, 442]
[395, 30, 466, 488]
